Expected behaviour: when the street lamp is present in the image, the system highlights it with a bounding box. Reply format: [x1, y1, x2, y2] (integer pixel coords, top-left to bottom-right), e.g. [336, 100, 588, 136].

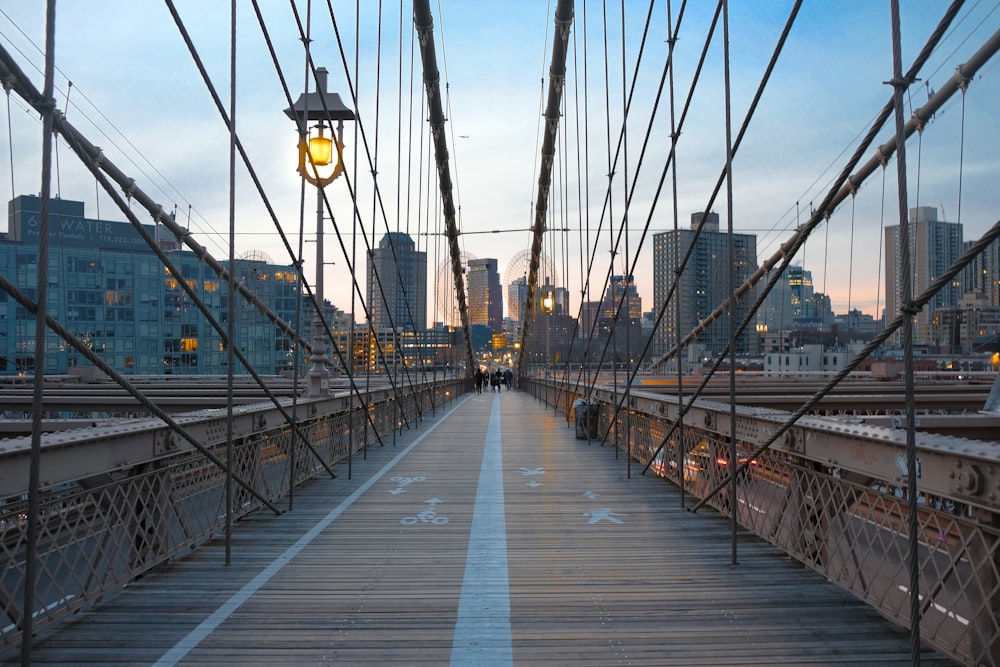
[284, 67, 355, 396]
[541, 289, 555, 376]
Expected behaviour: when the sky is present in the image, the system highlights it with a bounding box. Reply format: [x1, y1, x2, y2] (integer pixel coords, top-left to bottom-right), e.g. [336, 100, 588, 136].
[1, 1, 998, 328]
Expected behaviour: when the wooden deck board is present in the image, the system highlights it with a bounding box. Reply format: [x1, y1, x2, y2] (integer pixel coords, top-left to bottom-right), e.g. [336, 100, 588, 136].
[3, 391, 954, 665]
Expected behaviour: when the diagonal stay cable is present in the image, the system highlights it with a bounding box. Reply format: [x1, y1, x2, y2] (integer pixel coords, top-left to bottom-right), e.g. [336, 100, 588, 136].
[269, 1, 421, 429]
[641, 12, 978, 476]
[691, 218, 1000, 512]
[162, 0, 389, 442]
[305, 0, 447, 407]
[572, 0, 714, 400]
[560, 0, 662, 400]
[0, 45, 344, 481]
[647, 0, 975, 371]
[180, 0, 401, 435]
[412, 0, 476, 377]
[518, 0, 575, 378]
[315, 2, 428, 414]
[76, 146, 338, 480]
[569, 0, 699, 399]
[0, 271, 284, 514]
[305, 0, 463, 394]
[639, 2, 983, 474]
[595, 0, 801, 447]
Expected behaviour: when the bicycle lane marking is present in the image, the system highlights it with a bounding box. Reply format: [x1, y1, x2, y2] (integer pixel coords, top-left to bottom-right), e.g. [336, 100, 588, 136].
[449, 392, 512, 666]
[152, 394, 473, 667]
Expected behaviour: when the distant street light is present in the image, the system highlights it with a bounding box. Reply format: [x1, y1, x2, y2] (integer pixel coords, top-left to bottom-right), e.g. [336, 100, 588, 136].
[284, 67, 355, 396]
[541, 288, 555, 374]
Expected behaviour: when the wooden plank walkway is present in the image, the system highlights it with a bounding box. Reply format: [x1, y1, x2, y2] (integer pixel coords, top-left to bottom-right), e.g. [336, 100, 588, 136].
[4, 390, 954, 666]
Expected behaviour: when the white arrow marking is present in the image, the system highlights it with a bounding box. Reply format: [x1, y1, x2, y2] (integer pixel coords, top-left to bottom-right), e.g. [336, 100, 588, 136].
[583, 508, 624, 525]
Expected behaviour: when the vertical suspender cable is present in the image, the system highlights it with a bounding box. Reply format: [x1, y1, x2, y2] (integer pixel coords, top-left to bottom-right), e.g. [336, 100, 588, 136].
[24, 3, 57, 663]
[721, 0, 739, 565]
[351, 0, 361, 467]
[601, 0, 619, 454]
[291, 0, 315, 505]
[578, 0, 592, 394]
[4, 77, 14, 200]
[847, 192, 856, 341]
[619, 0, 633, 477]
[956, 76, 967, 227]
[413, 0, 476, 377]
[887, 0, 921, 658]
[518, 0, 574, 380]
[224, 0, 237, 565]
[2, 71, 18, 380]
[365, 0, 381, 454]
[875, 167, 886, 340]
[666, 0, 684, 506]
[392, 0, 401, 440]
[821, 212, 830, 339]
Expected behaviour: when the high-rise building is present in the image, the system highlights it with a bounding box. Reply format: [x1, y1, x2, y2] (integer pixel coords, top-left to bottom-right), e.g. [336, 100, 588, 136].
[759, 265, 815, 333]
[652, 211, 758, 357]
[554, 286, 571, 318]
[602, 275, 642, 321]
[507, 275, 527, 323]
[367, 232, 426, 332]
[962, 236, 1000, 307]
[466, 258, 502, 332]
[885, 206, 962, 345]
[586, 275, 642, 346]
[2, 195, 311, 376]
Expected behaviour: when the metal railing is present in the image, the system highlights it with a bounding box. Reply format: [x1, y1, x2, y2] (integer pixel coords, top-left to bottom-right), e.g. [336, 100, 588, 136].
[0, 378, 464, 653]
[526, 377, 1000, 666]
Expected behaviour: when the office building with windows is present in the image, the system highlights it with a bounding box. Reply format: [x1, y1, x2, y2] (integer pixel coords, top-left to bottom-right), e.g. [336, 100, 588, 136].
[367, 232, 427, 332]
[885, 206, 963, 345]
[652, 211, 758, 358]
[466, 257, 502, 332]
[1, 195, 313, 377]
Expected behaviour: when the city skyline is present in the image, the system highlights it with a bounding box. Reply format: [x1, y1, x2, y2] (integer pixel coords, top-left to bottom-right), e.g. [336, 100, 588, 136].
[1, 4, 998, 326]
[2, 192, 996, 379]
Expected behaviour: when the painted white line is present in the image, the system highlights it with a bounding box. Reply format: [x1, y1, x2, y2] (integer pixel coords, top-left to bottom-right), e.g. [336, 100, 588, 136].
[2, 596, 76, 635]
[896, 584, 970, 626]
[153, 395, 471, 667]
[450, 393, 512, 666]
[737, 497, 767, 514]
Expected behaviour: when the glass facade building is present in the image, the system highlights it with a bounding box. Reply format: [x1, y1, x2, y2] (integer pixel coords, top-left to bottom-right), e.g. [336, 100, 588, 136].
[366, 232, 427, 332]
[2, 195, 307, 376]
[466, 257, 502, 333]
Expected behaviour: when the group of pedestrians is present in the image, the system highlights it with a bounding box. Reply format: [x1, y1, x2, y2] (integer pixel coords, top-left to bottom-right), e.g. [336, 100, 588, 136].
[474, 367, 513, 394]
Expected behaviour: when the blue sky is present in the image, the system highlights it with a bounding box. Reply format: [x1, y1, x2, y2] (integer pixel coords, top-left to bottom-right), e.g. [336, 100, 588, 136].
[1, 2, 998, 326]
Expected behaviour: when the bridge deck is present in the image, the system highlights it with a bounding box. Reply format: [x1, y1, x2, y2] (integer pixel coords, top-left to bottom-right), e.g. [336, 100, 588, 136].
[5, 390, 952, 666]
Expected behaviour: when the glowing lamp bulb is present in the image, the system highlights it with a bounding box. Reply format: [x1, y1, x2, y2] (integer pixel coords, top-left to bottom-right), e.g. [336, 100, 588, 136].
[308, 134, 333, 166]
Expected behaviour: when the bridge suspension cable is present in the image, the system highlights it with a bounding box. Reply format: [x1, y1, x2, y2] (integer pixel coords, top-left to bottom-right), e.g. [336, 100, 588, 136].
[517, 0, 575, 377]
[412, 0, 475, 378]
[647, 13, 999, 372]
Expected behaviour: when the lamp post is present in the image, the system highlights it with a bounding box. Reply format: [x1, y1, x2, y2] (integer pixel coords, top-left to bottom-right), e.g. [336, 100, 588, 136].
[542, 289, 555, 369]
[284, 67, 355, 396]
[540, 289, 555, 408]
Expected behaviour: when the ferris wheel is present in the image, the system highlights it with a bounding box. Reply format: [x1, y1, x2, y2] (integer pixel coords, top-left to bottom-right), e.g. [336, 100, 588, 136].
[503, 249, 557, 322]
[433, 252, 476, 326]
[503, 249, 557, 290]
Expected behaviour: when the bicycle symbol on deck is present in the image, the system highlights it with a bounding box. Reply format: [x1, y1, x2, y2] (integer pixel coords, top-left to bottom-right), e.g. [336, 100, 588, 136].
[401, 497, 449, 525]
[389, 476, 426, 495]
